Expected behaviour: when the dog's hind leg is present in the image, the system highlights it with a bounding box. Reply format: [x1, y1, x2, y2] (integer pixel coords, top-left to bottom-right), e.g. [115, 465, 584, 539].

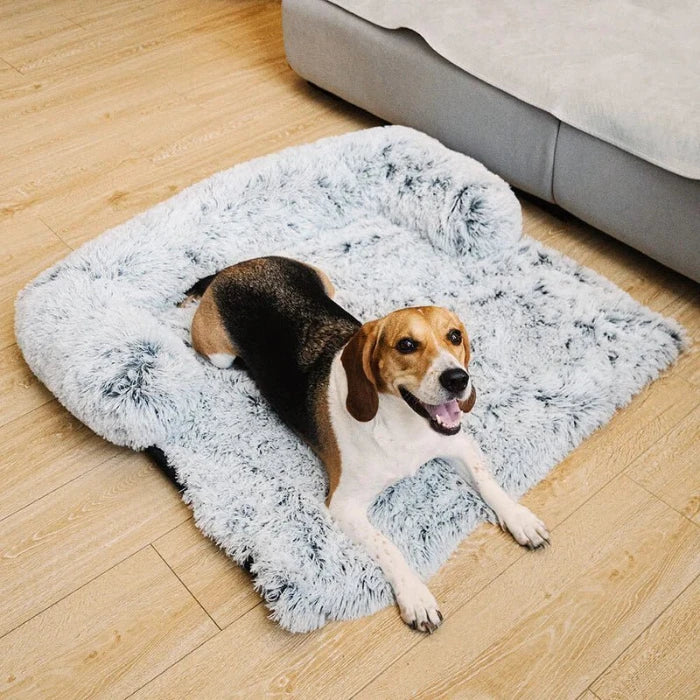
[191, 284, 238, 368]
[305, 262, 336, 299]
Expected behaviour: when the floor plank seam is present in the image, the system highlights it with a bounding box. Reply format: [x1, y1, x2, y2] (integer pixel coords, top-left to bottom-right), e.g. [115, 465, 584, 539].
[218, 597, 266, 630]
[0, 379, 54, 431]
[0, 55, 22, 75]
[150, 543, 223, 632]
[59, 12, 86, 31]
[348, 535, 536, 697]
[586, 571, 700, 695]
[152, 511, 195, 542]
[0, 541, 154, 642]
[624, 473, 699, 526]
[37, 214, 73, 250]
[122, 583, 269, 696]
[0, 504, 191, 639]
[124, 619, 225, 699]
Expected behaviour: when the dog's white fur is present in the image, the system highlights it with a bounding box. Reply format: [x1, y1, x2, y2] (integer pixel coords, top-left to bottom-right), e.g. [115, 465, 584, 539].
[327, 352, 549, 631]
[207, 352, 235, 369]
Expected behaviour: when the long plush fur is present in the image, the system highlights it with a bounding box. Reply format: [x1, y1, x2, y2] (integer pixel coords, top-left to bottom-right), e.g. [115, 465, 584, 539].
[15, 126, 685, 632]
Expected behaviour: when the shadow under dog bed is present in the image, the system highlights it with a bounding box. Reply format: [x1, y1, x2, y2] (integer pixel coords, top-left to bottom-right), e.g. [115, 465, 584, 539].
[15, 126, 685, 632]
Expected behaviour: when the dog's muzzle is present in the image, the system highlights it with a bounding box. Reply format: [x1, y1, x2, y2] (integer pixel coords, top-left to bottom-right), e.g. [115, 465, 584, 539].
[400, 386, 463, 436]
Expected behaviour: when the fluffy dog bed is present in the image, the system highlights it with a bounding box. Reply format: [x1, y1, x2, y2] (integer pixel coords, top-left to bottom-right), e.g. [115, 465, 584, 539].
[15, 126, 684, 632]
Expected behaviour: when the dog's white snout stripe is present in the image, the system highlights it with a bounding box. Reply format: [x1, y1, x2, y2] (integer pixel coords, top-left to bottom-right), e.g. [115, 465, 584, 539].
[418, 352, 469, 404]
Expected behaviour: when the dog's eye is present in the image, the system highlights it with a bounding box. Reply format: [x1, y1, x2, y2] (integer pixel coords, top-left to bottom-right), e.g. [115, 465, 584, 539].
[447, 329, 462, 345]
[396, 337, 418, 354]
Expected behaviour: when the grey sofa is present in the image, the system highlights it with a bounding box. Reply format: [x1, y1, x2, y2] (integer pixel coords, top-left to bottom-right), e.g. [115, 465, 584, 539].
[282, 0, 700, 281]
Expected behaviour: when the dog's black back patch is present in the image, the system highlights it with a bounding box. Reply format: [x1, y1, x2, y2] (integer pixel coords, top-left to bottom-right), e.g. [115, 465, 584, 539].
[212, 257, 360, 447]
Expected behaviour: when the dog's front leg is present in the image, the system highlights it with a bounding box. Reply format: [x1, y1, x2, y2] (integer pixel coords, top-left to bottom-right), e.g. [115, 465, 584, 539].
[329, 491, 443, 633]
[445, 435, 550, 548]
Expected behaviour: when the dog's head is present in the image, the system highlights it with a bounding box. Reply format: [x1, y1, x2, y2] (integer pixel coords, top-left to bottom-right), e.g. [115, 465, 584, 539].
[341, 306, 476, 435]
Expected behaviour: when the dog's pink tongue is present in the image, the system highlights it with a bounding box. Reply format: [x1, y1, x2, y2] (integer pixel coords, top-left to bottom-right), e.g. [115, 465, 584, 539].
[425, 399, 461, 427]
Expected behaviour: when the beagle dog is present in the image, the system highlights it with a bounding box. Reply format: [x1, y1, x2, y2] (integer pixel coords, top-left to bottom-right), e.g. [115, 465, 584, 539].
[191, 256, 549, 632]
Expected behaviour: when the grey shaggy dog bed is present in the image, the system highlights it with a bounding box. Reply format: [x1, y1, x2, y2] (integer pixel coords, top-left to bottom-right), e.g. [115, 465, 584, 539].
[15, 126, 685, 632]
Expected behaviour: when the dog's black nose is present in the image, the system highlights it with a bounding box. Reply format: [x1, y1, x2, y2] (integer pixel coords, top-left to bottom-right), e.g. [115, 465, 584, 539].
[439, 368, 470, 394]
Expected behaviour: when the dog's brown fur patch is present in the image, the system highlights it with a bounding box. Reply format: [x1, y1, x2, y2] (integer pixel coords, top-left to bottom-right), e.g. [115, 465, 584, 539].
[313, 380, 343, 505]
[191, 283, 238, 359]
[307, 263, 335, 298]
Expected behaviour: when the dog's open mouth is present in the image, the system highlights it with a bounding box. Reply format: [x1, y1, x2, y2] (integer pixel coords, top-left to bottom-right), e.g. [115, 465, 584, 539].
[399, 387, 462, 435]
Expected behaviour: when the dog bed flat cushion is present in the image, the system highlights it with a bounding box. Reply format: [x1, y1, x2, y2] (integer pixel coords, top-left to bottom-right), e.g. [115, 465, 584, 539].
[15, 126, 684, 632]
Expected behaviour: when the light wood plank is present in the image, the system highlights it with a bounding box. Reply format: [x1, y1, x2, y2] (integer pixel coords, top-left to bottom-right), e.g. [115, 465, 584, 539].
[2, 23, 86, 76]
[0, 34, 231, 162]
[0, 58, 24, 90]
[0, 0, 64, 23]
[0, 213, 71, 350]
[38, 93, 375, 249]
[153, 518, 261, 629]
[31, 0, 135, 23]
[518, 374, 696, 529]
[0, 451, 189, 636]
[592, 577, 700, 700]
[0, 344, 54, 428]
[0, 400, 122, 521]
[0, 546, 217, 698]
[626, 406, 700, 522]
[3, 1, 256, 79]
[0, 3, 79, 53]
[659, 289, 700, 387]
[2, 1, 170, 76]
[355, 477, 699, 700]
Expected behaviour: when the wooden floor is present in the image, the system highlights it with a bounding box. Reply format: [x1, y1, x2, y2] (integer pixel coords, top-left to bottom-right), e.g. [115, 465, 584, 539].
[1, 1, 698, 697]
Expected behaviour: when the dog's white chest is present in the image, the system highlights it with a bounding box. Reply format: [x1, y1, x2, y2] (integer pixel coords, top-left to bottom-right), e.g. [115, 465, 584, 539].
[371, 411, 440, 473]
[328, 357, 448, 492]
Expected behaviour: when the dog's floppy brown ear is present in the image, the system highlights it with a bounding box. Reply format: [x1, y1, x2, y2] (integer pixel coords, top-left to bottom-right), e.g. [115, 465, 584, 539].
[459, 385, 476, 413]
[341, 323, 379, 422]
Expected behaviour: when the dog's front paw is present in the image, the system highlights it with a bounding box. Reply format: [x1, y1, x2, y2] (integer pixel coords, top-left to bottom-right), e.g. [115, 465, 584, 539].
[501, 504, 550, 549]
[396, 579, 443, 633]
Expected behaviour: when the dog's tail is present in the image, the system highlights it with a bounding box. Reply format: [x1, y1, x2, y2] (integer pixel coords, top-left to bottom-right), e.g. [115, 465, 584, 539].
[185, 273, 217, 298]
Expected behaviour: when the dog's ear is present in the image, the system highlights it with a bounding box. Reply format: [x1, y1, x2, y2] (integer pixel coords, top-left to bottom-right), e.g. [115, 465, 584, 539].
[341, 322, 379, 422]
[459, 385, 476, 413]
